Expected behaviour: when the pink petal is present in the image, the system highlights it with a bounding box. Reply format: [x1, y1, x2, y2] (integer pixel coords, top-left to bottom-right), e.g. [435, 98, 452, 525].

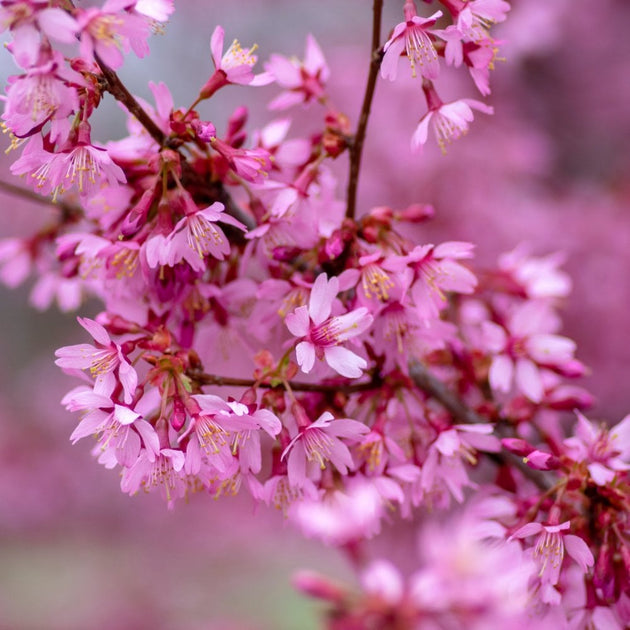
[296, 341, 316, 373]
[489, 354, 513, 392]
[324, 346, 366, 378]
[309, 273, 337, 325]
[564, 534, 594, 571]
[515, 358, 543, 402]
[78, 317, 111, 346]
[287, 445, 307, 487]
[286, 305, 311, 337]
[210, 25, 225, 68]
[510, 522, 543, 539]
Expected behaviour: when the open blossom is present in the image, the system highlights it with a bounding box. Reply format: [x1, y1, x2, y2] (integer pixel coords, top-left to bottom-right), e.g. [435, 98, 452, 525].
[2, 51, 81, 138]
[412, 96, 494, 154]
[563, 411, 630, 485]
[199, 25, 272, 98]
[421, 423, 500, 503]
[511, 519, 594, 605]
[385, 241, 477, 320]
[265, 34, 329, 110]
[55, 316, 138, 404]
[381, 4, 442, 81]
[0, 3, 78, 68]
[282, 411, 369, 488]
[62, 388, 159, 467]
[457, 0, 510, 42]
[196, 122, 272, 184]
[285, 273, 373, 378]
[11, 123, 126, 199]
[482, 301, 580, 403]
[121, 447, 188, 508]
[151, 200, 246, 269]
[76, 1, 152, 69]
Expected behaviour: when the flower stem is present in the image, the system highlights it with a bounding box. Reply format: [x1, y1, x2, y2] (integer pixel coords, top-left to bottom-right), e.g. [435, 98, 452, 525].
[346, 0, 384, 220]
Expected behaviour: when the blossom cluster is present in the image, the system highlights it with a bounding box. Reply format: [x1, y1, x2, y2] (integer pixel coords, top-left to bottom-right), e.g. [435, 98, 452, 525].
[1, 1, 628, 628]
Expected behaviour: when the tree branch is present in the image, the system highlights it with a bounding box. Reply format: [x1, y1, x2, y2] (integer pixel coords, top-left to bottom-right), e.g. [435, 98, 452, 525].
[191, 371, 381, 394]
[346, 0, 384, 220]
[96, 54, 167, 146]
[0, 179, 81, 221]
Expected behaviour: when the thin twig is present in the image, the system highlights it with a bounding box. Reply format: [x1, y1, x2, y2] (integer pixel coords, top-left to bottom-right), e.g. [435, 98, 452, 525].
[191, 371, 381, 394]
[0, 179, 80, 220]
[346, 0, 384, 220]
[95, 54, 167, 146]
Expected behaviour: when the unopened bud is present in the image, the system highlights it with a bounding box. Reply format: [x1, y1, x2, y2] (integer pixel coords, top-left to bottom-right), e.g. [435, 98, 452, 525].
[292, 570, 346, 603]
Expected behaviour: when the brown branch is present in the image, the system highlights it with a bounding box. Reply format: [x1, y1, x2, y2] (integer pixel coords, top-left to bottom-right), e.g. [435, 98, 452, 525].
[346, 0, 384, 220]
[95, 54, 167, 147]
[95, 55, 256, 232]
[192, 371, 381, 394]
[409, 360, 553, 490]
[0, 179, 81, 221]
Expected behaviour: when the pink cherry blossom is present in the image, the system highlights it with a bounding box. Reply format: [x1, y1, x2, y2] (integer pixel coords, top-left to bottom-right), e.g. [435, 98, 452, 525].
[55, 316, 138, 404]
[63, 388, 159, 467]
[0, 3, 78, 68]
[483, 301, 580, 403]
[160, 201, 246, 269]
[199, 25, 272, 98]
[282, 411, 369, 488]
[381, 4, 442, 81]
[265, 34, 329, 110]
[412, 97, 494, 154]
[76, 1, 151, 69]
[511, 519, 594, 604]
[563, 411, 630, 485]
[285, 273, 373, 378]
[121, 447, 187, 508]
[385, 241, 477, 320]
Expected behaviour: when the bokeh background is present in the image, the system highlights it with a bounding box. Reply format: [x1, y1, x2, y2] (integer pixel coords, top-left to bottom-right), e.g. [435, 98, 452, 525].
[1, 1, 629, 628]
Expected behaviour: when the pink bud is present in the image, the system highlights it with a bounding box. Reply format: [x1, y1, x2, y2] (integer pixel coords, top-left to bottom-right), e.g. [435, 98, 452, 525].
[292, 570, 346, 603]
[501, 437, 534, 456]
[226, 106, 248, 139]
[523, 450, 560, 470]
[395, 203, 435, 223]
[192, 119, 217, 142]
[171, 397, 187, 431]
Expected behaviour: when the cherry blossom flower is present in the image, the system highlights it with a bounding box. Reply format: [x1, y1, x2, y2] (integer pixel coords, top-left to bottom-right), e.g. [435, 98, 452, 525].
[421, 423, 500, 503]
[2, 51, 81, 138]
[62, 388, 159, 467]
[282, 411, 368, 488]
[511, 519, 594, 605]
[158, 201, 246, 269]
[563, 411, 630, 485]
[265, 34, 329, 110]
[121, 447, 188, 508]
[199, 25, 272, 98]
[285, 273, 373, 378]
[290, 475, 401, 545]
[11, 124, 126, 199]
[55, 316, 138, 404]
[482, 301, 581, 403]
[381, 3, 442, 81]
[456, 0, 510, 43]
[385, 241, 477, 320]
[412, 96, 494, 154]
[0, 3, 79, 68]
[76, 1, 151, 69]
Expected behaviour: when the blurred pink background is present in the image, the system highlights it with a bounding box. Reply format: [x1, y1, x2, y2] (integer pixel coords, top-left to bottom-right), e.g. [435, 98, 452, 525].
[1, 1, 629, 628]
